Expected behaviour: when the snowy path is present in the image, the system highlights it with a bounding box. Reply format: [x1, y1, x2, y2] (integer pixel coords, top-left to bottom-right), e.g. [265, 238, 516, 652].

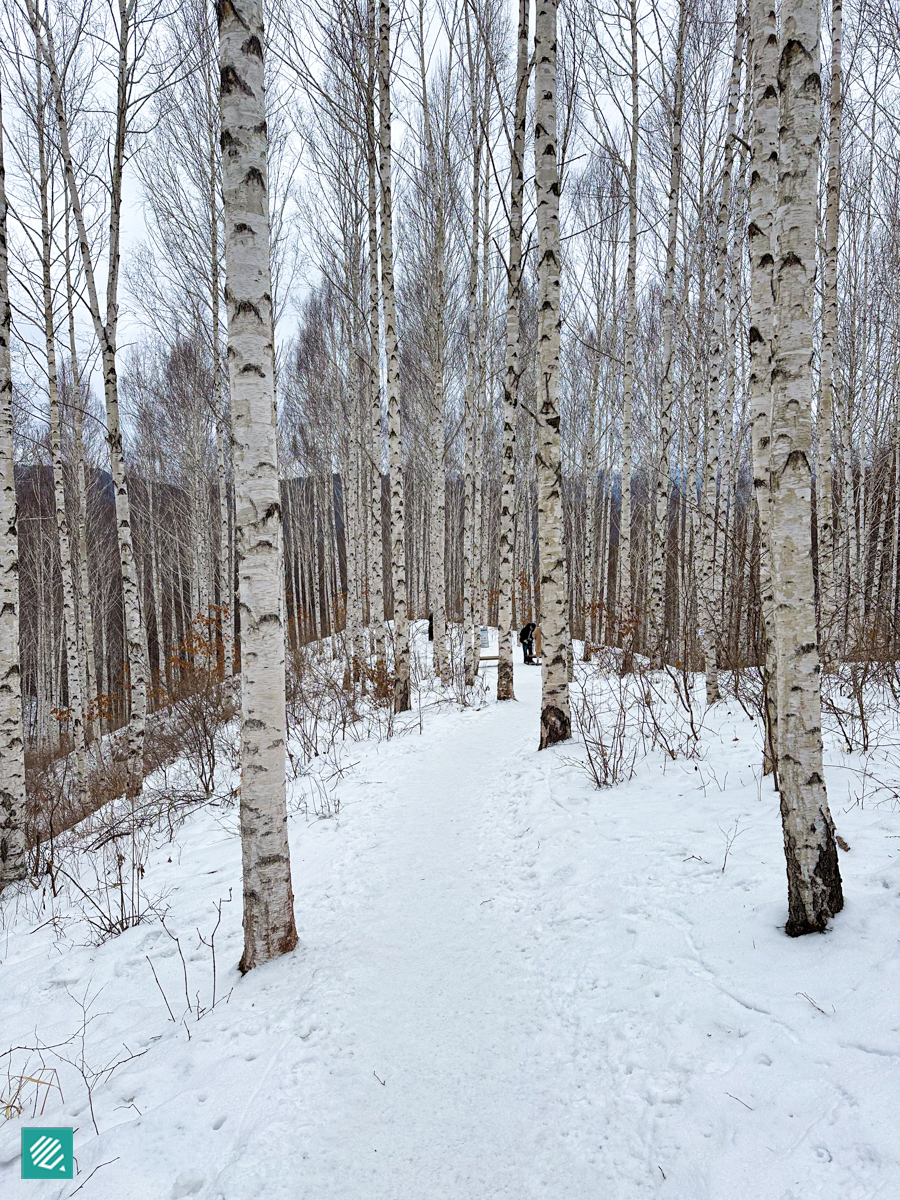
[2, 651, 900, 1199]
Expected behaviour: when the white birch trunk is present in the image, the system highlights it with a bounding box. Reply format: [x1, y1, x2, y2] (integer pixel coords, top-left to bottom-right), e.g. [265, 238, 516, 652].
[770, 0, 843, 935]
[649, 2, 685, 667]
[378, 0, 410, 712]
[618, 0, 640, 654]
[38, 131, 85, 795]
[535, 0, 570, 748]
[700, 7, 744, 704]
[366, 41, 386, 669]
[817, 0, 841, 632]
[0, 81, 25, 892]
[219, 0, 298, 971]
[748, 0, 781, 780]
[64, 213, 98, 744]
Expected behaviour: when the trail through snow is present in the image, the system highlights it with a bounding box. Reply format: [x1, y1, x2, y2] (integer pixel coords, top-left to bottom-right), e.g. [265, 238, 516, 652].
[1, 649, 899, 1198]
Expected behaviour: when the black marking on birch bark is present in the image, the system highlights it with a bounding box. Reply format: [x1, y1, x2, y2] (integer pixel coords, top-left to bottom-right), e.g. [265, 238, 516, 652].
[244, 167, 264, 189]
[220, 65, 252, 96]
[539, 705, 571, 749]
[235, 300, 261, 319]
[784, 448, 810, 473]
[239, 363, 265, 377]
[242, 35, 263, 59]
[217, 0, 250, 30]
[235, 222, 253, 233]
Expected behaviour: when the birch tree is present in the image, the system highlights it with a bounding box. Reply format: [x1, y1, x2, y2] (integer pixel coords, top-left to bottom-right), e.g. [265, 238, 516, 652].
[816, 0, 841, 629]
[0, 79, 26, 893]
[649, 0, 686, 667]
[769, 0, 843, 935]
[619, 0, 640, 641]
[378, 0, 411, 712]
[497, 0, 529, 702]
[535, 0, 570, 748]
[219, 0, 298, 970]
[748, 0, 779, 779]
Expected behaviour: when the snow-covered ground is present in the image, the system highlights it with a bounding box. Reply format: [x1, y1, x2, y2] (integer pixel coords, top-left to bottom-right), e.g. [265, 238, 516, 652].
[2, 648, 899, 1198]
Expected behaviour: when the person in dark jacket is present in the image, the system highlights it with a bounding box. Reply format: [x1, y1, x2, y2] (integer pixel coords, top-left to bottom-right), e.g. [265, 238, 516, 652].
[519, 622, 536, 663]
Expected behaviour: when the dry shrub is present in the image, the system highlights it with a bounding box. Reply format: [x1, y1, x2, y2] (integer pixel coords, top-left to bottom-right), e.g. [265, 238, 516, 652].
[571, 651, 705, 791]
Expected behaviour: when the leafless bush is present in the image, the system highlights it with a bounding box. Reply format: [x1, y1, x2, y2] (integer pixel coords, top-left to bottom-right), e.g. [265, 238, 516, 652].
[1, 985, 148, 1134]
[818, 660, 900, 754]
[571, 653, 706, 791]
[289, 763, 343, 820]
[642, 664, 705, 761]
[570, 660, 640, 788]
[53, 799, 165, 944]
[145, 893, 234, 1036]
[287, 642, 370, 757]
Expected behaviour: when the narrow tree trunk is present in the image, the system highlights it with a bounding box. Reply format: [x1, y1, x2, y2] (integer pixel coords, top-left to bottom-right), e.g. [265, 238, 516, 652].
[748, 0, 780, 781]
[219, 0, 298, 971]
[498, 0, 529, 701]
[378, 0, 410, 712]
[649, 0, 686, 667]
[618, 0, 640, 655]
[38, 142, 85, 797]
[0, 81, 25, 892]
[534, 0, 570, 748]
[700, 6, 744, 704]
[63, 213, 98, 744]
[817, 0, 841, 635]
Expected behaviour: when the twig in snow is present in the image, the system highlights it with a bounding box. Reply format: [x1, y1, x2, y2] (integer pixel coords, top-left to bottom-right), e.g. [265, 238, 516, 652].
[481, 898, 494, 905]
[725, 1092, 754, 1111]
[373, 1072, 385, 1086]
[797, 991, 828, 1015]
[718, 819, 746, 872]
[658, 1165, 666, 1179]
[68, 1157, 120, 1195]
[146, 955, 175, 1023]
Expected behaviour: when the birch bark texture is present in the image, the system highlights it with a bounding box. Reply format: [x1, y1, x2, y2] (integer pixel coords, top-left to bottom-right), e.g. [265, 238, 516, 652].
[770, 0, 843, 935]
[497, 0, 529, 703]
[64, 219, 99, 744]
[218, 0, 298, 971]
[619, 0, 640, 640]
[649, 0, 685, 667]
[699, 5, 744, 705]
[748, 0, 780, 782]
[817, 0, 842, 627]
[378, 0, 411, 713]
[534, 0, 570, 749]
[365, 30, 386, 670]
[34, 68, 86, 793]
[0, 80, 26, 892]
